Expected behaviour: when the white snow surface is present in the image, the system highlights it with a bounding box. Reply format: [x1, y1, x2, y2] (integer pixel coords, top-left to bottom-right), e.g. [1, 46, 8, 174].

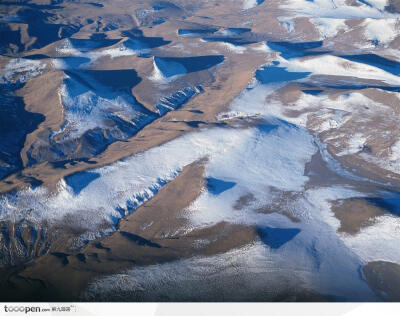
[389, 140, 400, 161]
[280, 0, 395, 19]
[280, 55, 400, 86]
[54, 39, 146, 70]
[311, 18, 348, 39]
[242, 0, 259, 10]
[0, 58, 46, 83]
[55, 78, 149, 140]
[362, 18, 399, 44]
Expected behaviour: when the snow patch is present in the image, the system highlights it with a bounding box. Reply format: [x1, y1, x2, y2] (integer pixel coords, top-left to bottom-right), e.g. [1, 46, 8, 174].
[280, 0, 395, 19]
[278, 17, 295, 33]
[389, 140, 400, 161]
[362, 18, 399, 45]
[311, 18, 348, 38]
[0, 58, 45, 83]
[242, 0, 263, 9]
[280, 55, 400, 86]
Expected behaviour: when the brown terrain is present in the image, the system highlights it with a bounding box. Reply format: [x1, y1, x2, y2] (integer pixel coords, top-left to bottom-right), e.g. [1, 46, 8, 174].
[0, 0, 400, 302]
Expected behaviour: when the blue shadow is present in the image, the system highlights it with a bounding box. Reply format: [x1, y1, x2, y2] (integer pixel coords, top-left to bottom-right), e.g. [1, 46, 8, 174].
[206, 177, 236, 195]
[267, 41, 329, 59]
[154, 55, 224, 78]
[302, 89, 323, 96]
[257, 226, 301, 249]
[202, 37, 258, 46]
[65, 171, 101, 195]
[256, 65, 311, 84]
[178, 28, 218, 36]
[365, 195, 400, 216]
